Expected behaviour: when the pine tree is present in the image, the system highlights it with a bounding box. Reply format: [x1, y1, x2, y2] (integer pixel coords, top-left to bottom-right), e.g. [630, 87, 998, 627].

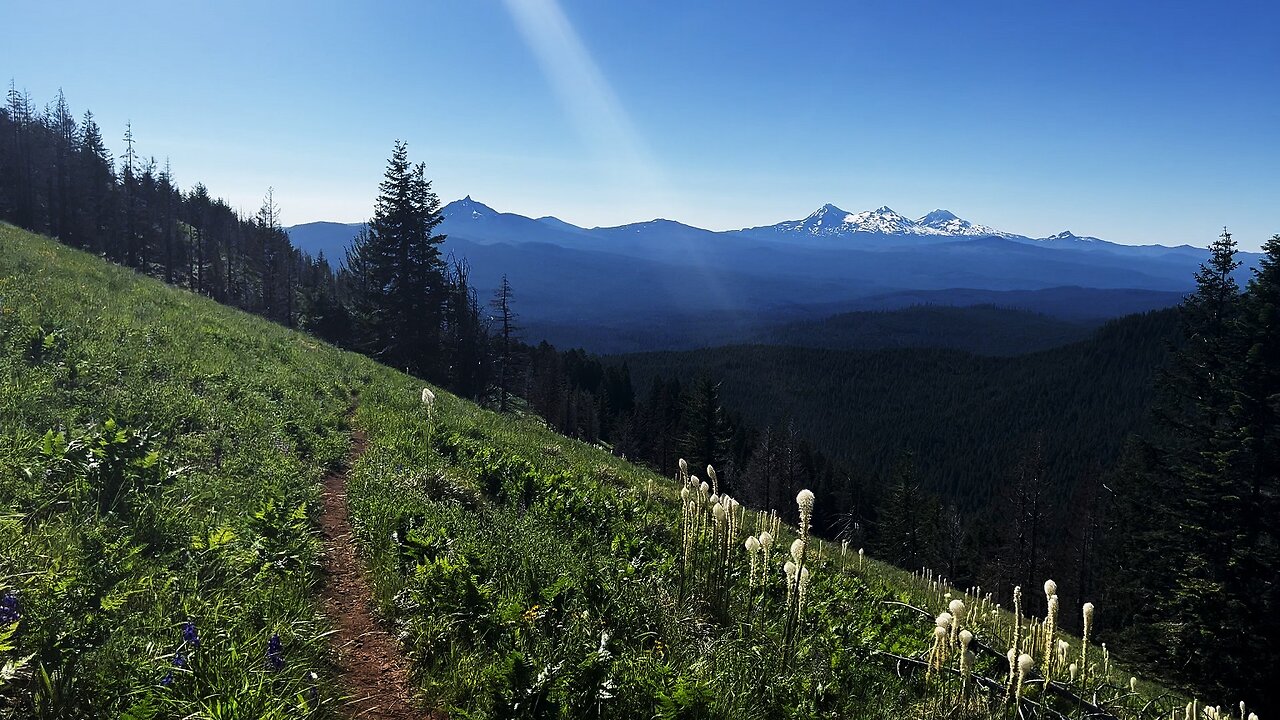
[679, 377, 731, 476]
[344, 140, 446, 374]
[1105, 230, 1250, 701]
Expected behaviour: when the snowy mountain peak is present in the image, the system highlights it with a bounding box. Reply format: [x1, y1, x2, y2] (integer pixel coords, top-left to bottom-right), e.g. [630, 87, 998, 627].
[915, 209, 1013, 238]
[845, 206, 917, 234]
[919, 209, 960, 224]
[1038, 230, 1106, 245]
[444, 196, 498, 219]
[803, 203, 851, 221]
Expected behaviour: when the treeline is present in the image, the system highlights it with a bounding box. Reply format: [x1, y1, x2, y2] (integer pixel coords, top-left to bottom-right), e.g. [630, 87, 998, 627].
[1105, 232, 1280, 709]
[0, 86, 489, 398]
[0, 86, 338, 328]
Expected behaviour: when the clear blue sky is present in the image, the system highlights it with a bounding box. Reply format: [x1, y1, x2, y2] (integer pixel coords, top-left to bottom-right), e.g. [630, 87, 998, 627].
[3, 0, 1277, 248]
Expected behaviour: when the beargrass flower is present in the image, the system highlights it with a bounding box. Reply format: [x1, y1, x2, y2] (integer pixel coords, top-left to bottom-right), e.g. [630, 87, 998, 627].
[0, 592, 18, 624]
[267, 633, 285, 671]
[1129, 676, 1137, 693]
[790, 538, 805, 563]
[182, 620, 199, 648]
[420, 387, 435, 409]
[1016, 653, 1035, 701]
[796, 489, 815, 541]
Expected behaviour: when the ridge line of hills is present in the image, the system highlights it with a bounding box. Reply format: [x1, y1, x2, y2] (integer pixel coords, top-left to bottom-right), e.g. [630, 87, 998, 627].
[288, 199, 1233, 354]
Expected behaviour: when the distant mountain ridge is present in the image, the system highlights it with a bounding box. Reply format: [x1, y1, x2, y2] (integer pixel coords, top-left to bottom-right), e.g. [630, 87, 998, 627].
[288, 197, 1220, 263]
[286, 198, 1255, 353]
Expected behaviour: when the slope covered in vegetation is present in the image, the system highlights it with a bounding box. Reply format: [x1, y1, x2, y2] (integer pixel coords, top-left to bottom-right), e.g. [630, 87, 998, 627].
[0, 225, 1244, 718]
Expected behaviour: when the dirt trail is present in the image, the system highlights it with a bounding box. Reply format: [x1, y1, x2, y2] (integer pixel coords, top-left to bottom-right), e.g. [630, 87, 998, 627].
[320, 428, 432, 719]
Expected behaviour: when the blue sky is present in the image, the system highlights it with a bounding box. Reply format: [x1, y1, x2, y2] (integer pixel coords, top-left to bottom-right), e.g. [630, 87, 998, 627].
[3, 0, 1277, 248]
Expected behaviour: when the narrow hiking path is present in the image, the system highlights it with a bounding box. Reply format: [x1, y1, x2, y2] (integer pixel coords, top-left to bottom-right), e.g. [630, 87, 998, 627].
[320, 427, 430, 719]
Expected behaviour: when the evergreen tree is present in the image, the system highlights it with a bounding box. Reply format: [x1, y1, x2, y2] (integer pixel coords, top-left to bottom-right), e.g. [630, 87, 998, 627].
[345, 140, 446, 374]
[679, 377, 731, 476]
[1105, 230, 1252, 703]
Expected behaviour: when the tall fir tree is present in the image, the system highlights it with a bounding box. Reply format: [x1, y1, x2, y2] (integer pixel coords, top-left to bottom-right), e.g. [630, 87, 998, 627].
[679, 377, 732, 477]
[1105, 230, 1258, 705]
[345, 140, 446, 375]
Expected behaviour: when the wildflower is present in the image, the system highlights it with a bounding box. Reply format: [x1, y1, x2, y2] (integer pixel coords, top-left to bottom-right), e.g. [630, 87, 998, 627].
[745, 536, 761, 588]
[699, 481, 709, 495]
[784, 560, 798, 608]
[790, 538, 805, 563]
[160, 670, 174, 687]
[1129, 676, 1137, 693]
[679, 458, 688, 476]
[1081, 601, 1095, 684]
[1044, 579, 1057, 597]
[680, 486, 690, 501]
[420, 387, 435, 411]
[858, 547, 864, 570]
[707, 465, 719, 495]
[949, 598, 966, 643]
[173, 652, 187, 669]
[936, 612, 953, 631]
[267, 633, 285, 671]
[182, 620, 199, 648]
[1069, 662, 1078, 683]
[796, 489, 815, 540]
[797, 567, 812, 612]
[1016, 653, 1034, 702]
[0, 592, 18, 624]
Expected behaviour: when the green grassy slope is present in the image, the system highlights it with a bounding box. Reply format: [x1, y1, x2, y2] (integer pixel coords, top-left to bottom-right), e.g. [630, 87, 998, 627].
[0, 225, 1207, 719]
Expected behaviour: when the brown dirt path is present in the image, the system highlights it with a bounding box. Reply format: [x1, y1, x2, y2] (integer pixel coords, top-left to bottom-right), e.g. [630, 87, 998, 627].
[320, 428, 434, 719]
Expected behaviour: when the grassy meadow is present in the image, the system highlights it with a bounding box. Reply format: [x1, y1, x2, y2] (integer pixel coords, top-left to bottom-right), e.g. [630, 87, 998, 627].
[0, 224, 1235, 718]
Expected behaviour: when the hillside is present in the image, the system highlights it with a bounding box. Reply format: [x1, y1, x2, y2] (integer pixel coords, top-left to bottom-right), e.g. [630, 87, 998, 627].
[0, 224, 1232, 718]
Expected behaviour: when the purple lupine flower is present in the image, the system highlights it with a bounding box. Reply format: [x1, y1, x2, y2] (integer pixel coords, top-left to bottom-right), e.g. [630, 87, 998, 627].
[182, 620, 199, 648]
[173, 652, 187, 669]
[160, 670, 174, 687]
[0, 592, 18, 624]
[266, 633, 284, 671]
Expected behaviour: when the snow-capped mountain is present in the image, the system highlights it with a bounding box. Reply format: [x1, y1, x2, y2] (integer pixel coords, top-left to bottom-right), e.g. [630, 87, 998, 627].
[744, 203, 1020, 241]
[446, 195, 499, 220]
[916, 209, 1021, 238]
[770, 204, 922, 236]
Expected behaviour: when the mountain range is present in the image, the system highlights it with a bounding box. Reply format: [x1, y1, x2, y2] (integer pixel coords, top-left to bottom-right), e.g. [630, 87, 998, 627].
[287, 199, 1250, 352]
